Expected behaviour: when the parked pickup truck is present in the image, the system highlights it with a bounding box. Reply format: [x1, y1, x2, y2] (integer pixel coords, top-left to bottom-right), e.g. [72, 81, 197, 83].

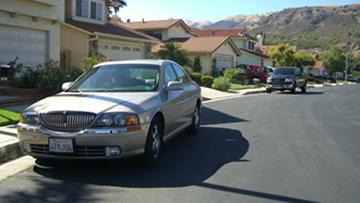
[266, 67, 307, 94]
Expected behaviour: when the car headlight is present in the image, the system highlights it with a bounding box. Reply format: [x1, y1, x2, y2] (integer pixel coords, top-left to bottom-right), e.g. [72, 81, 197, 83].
[20, 112, 40, 125]
[92, 113, 141, 131]
[266, 77, 272, 83]
[285, 78, 294, 83]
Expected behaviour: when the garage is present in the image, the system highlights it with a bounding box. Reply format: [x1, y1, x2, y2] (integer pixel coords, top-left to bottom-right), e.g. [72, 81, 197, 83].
[215, 55, 234, 71]
[0, 25, 48, 67]
[98, 42, 143, 61]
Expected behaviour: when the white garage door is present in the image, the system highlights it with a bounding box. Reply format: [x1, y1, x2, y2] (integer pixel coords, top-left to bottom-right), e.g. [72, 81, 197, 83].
[215, 55, 234, 72]
[0, 25, 47, 67]
[98, 42, 143, 61]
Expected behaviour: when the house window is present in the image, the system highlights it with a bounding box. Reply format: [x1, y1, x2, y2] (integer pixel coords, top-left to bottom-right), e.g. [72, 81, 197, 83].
[111, 45, 120, 50]
[122, 47, 131, 51]
[76, 0, 89, 17]
[132, 48, 141, 52]
[76, 0, 103, 21]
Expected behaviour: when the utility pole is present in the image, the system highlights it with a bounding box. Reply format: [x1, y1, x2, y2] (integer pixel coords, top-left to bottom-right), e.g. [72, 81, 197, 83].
[345, 52, 348, 81]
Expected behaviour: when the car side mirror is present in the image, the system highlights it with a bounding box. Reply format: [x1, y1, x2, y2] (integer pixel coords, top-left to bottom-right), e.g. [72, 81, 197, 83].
[62, 82, 72, 91]
[167, 81, 183, 91]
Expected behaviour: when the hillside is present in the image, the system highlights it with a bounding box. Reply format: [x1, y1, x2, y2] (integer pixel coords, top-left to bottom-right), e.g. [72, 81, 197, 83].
[188, 4, 360, 49]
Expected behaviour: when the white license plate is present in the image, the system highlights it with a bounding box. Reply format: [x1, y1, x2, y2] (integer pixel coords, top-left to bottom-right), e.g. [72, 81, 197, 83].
[49, 138, 74, 153]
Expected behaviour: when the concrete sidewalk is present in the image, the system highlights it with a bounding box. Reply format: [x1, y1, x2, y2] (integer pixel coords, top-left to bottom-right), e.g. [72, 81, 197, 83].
[201, 86, 266, 100]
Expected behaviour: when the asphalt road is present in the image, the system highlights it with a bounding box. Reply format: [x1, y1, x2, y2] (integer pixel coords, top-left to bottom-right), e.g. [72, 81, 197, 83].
[1, 85, 360, 203]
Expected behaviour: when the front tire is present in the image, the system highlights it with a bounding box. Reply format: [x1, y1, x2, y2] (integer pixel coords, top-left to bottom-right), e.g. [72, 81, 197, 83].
[266, 88, 272, 94]
[144, 117, 163, 166]
[301, 85, 306, 93]
[291, 84, 296, 94]
[189, 104, 201, 134]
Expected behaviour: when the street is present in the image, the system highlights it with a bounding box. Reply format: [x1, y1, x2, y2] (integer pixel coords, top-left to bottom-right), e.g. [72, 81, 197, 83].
[1, 85, 360, 203]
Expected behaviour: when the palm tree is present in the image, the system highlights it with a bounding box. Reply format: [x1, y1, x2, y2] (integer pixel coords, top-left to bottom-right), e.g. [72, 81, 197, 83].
[107, 0, 127, 16]
[158, 42, 190, 66]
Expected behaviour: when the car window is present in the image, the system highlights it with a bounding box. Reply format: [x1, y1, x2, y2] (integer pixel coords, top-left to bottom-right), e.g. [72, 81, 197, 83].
[171, 63, 191, 84]
[164, 64, 177, 84]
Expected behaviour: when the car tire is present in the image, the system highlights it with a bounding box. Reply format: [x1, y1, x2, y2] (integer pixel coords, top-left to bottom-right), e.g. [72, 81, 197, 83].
[189, 104, 201, 134]
[144, 116, 163, 166]
[266, 88, 272, 94]
[301, 86, 306, 93]
[291, 84, 296, 94]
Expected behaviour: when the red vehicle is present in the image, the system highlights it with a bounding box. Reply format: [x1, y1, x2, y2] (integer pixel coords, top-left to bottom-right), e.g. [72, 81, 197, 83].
[237, 64, 270, 82]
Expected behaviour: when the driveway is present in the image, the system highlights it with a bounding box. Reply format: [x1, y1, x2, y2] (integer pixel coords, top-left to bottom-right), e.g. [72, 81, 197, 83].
[0, 85, 359, 203]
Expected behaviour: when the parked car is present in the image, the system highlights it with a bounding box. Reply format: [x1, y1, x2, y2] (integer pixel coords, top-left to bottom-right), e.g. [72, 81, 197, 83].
[237, 64, 270, 82]
[266, 67, 307, 94]
[347, 75, 359, 82]
[17, 60, 202, 165]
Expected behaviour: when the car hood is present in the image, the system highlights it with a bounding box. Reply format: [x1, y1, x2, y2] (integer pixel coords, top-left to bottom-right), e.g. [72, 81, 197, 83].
[270, 75, 295, 79]
[26, 92, 159, 114]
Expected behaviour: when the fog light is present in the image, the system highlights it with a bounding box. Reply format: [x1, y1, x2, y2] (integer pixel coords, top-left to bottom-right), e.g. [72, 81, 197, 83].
[23, 143, 31, 152]
[106, 147, 121, 157]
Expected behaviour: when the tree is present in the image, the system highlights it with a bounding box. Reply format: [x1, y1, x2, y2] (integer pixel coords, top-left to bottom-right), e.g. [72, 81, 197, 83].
[192, 56, 202, 73]
[268, 44, 296, 67]
[294, 51, 315, 67]
[107, 0, 127, 16]
[321, 46, 346, 75]
[157, 42, 190, 66]
[210, 58, 217, 77]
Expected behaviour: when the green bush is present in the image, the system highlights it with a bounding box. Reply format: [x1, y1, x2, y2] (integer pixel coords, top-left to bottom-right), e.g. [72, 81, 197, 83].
[80, 55, 108, 71]
[190, 72, 202, 85]
[201, 75, 214, 87]
[16, 66, 42, 88]
[212, 77, 231, 91]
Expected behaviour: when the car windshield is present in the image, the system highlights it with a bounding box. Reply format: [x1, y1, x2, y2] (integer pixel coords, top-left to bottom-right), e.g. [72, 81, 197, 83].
[273, 68, 295, 76]
[68, 64, 160, 92]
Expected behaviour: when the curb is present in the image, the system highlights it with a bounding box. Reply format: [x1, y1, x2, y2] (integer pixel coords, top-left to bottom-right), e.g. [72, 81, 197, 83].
[242, 89, 266, 95]
[0, 139, 22, 164]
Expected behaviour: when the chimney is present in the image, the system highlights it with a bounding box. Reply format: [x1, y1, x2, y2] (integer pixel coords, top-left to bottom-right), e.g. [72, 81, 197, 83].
[127, 19, 131, 23]
[142, 18, 145, 23]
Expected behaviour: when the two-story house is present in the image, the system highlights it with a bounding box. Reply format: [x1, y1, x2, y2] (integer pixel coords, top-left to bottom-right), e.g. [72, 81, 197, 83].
[60, 0, 159, 69]
[116, 19, 241, 74]
[0, 0, 64, 67]
[192, 29, 274, 67]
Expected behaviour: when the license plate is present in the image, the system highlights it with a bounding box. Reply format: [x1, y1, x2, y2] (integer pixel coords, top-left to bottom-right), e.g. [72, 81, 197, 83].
[49, 138, 74, 153]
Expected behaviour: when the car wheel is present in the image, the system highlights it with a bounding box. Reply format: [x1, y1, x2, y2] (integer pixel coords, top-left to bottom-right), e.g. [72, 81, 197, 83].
[144, 116, 163, 166]
[291, 84, 296, 93]
[189, 104, 201, 134]
[266, 88, 272, 94]
[301, 86, 306, 93]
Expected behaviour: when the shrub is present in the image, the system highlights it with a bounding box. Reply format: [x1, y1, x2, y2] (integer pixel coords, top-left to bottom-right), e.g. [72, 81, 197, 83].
[16, 66, 42, 88]
[192, 56, 202, 73]
[210, 58, 217, 77]
[201, 75, 214, 87]
[212, 77, 231, 91]
[190, 72, 202, 85]
[80, 55, 108, 71]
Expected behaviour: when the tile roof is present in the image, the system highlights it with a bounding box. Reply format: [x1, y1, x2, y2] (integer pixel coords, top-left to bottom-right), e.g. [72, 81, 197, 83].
[239, 48, 270, 59]
[114, 19, 181, 30]
[65, 18, 158, 41]
[192, 28, 247, 38]
[313, 61, 324, 70]
[152, 36, 240, 55]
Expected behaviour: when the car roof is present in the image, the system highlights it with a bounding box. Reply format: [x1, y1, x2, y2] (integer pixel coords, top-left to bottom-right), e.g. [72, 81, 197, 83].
[94, 59, 171, 68]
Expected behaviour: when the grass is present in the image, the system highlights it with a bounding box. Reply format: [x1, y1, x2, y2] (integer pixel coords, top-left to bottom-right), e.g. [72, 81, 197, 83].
[0, 109, 20, 126]
[229, 83, 266, 90]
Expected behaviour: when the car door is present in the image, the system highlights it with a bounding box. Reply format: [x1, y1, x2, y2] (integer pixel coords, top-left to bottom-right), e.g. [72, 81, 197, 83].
[161, 63, 185, 136]
[171, 63, 198, 125]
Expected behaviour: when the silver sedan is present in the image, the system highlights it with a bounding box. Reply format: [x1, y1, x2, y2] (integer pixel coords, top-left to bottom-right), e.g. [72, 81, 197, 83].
[17, 60, 202, 165]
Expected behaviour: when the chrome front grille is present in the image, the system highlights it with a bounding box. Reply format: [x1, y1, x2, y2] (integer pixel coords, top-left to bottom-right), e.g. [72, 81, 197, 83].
[272, 78, 285, 83]
[30, 144, 106, 157]
[40, 112, 96, 130]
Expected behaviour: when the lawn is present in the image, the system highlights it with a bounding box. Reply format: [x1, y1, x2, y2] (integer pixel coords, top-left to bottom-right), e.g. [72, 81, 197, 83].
[0, 109, 20, 126]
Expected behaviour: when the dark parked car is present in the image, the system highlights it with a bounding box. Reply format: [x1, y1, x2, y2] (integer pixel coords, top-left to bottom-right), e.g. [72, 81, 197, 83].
[266, 67, 307, 94]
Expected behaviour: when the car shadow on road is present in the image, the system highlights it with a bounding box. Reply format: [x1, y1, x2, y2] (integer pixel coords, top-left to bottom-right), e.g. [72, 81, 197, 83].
[278, 91, 324, 95]
[201, 106, 250, 125]
[32, 126, 249, 188]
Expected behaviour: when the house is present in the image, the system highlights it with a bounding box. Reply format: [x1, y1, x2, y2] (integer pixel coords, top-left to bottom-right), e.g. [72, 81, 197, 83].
[192, 28, 274, 66]
[61, 0, 159, 69]
[0, 0, 64, 67]
[306, 61, 328, 76]
[152, 36, 241, 74]
[114, 18, 194, 41]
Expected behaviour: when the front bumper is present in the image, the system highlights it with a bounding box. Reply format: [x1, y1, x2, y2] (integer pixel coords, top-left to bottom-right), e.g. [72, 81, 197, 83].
[17, 123, 149, 160]
[267, 83, 294, 90]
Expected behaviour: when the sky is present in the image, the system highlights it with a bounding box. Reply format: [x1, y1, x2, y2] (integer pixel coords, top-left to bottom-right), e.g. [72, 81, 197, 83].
[117, 0, 360, 22]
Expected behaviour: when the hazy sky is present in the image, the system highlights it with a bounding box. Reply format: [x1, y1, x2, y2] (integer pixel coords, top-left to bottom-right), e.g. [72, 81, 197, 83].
[117, 0, 359, 22]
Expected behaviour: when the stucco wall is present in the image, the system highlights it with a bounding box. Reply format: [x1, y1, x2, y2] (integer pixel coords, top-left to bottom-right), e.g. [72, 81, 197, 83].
[237, 51, 263, 65]
[163, 22, 192, 40]
[60, 24, 89, 68]
[0, 0, 64, 63]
